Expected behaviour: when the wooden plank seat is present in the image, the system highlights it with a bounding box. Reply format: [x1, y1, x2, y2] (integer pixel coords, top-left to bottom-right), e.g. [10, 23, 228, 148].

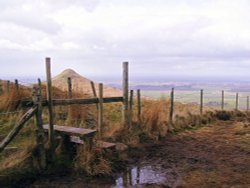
[43, 124, 96, 137]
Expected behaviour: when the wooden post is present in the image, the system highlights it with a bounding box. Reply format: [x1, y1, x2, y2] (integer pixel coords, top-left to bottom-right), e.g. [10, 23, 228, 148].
[67, 77, 72, 98]
[98, 83, 103, 137]
[137, 89, 141, 122]
[221, 90, 224, 110]
[169, 88, 174, 123]
[129, 90, 134, 127]
[90, 81, 99, 110]
[6, 80, 10, 94]
[32, 85, 46, 170]
[67, 77, 73, 123]
[45, 57, 55, 157]
[122, 62, 129, 128]
[200, 89, 203, 115]
[15, 79, 19, 92]
[247, 96, 249, 111]
[236, 93, 239, 110]
[0, 81, 2, 95]
[38, 78, 42, 95]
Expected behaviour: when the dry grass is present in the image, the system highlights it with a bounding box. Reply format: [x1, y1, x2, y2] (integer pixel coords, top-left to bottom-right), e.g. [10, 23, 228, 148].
[1, 79, 249, 183]
[74, 146, 112, 176]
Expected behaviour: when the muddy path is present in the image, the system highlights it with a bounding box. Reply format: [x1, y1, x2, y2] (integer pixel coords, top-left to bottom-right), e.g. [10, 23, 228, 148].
[30, 121, 250, 188]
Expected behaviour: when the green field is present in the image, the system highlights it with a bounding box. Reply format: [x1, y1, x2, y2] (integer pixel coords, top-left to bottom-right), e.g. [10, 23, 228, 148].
[142, 89, 250, 111]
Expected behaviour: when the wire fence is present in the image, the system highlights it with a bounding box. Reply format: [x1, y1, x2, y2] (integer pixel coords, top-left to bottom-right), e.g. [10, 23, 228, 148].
[141, 89, 250, 111]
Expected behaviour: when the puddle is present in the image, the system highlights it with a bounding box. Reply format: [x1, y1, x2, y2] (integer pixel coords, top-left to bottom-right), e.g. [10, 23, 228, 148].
[112, 164, 180, 187]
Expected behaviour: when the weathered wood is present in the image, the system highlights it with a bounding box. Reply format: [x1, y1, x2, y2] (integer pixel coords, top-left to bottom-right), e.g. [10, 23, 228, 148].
[0, 107, 37, 153]
[32, 86, 46, 169]
[43, 124, 96, 137]
[247, 96, 249, 111]
[67, 77, 72, 98]
[137, 89, 141, 122]
[45, 57, 55, 157]
[222, 90, 225, 110]
[169, 88, 174, 123]
[200, 89, 203, 115]
[15, 79, 19, 92]
[122, 62, 129, 128]
[90, 81, 99, 110]
[52, 97, 123, 105]
[0, 81, 2, 95]
[96, 141, 116, 149]
[69, 136, 116, 149]
[98, 83, 103, 137]
[129, 90, 134, 127]
[236, 93, 239, 110]
[21, 97, 124, 108]
[6, 80, 10, 94]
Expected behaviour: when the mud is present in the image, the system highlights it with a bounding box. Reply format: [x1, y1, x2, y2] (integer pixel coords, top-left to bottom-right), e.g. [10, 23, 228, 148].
[30, 121, 250, 188]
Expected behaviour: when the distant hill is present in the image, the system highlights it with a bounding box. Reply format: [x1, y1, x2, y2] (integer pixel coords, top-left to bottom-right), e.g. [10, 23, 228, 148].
[52, 69, 122, 97]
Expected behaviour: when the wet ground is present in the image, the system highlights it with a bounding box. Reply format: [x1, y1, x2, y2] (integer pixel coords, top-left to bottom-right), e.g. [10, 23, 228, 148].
[30, 121, 250, 188]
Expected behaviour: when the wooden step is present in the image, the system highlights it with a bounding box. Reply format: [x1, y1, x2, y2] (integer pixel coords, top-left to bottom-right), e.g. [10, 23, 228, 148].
[43, 124, 96, 138]
[69, 135, 116, 150]
[96, 141, 116, 149]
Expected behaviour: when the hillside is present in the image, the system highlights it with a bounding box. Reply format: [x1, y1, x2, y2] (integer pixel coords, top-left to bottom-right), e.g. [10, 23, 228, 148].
[52, 69, 122, 97]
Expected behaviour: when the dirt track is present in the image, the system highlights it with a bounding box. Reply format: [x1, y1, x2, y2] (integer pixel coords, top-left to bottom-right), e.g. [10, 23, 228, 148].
[134, 120, 250, 187]
[30, 120, 250, 188]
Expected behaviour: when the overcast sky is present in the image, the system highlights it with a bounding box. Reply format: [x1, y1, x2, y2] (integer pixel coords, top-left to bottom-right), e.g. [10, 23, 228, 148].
[1, 0, 250, 81]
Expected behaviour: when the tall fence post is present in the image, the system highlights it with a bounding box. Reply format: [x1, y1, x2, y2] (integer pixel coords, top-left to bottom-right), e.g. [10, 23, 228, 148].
[247, 96, 249, 111]
[0, 81, 2, 95]
[90, 81, 99, 110]
[122, 62, 129, 128]
[45, 57, 55, 159]
[236, 93, 239, 110]
[200, 89, 203, 115]
[67, 77, 72, 98]
[137, 89, 141, 122]
[32, 83, 46, 170]
[169, 88, 174, 123]
[6, 80, 10, 94]
[67, 77, 73, 123]
[129, 90, 134, 127]
[15, 79, 19, 92]
[221, 90, 224, 110]
[98, 83, 103, 137]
